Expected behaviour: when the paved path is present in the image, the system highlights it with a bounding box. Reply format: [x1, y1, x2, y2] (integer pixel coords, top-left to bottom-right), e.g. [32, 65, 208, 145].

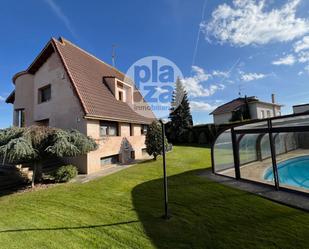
[200, 169, 309, 212]
[72, 159, 152, 184]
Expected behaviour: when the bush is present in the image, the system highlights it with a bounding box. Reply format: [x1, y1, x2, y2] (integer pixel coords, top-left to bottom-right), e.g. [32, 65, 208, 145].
[198, 132, 208, 144]
[188, 131, 195, 143]
[53, 165, 78, 182]
[145, 121, 168, 160]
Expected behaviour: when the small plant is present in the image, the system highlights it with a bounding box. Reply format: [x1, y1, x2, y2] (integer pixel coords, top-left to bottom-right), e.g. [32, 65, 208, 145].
[53, 165, 78, 183]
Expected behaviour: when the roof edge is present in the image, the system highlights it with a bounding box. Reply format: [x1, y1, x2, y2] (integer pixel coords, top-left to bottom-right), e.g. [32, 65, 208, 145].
[84, 114, 154, 124]
[59, 37, 127, 79]
[12, 71, 28, 84]
[5, 90, 15, 104]
[51, 38, 89, 115]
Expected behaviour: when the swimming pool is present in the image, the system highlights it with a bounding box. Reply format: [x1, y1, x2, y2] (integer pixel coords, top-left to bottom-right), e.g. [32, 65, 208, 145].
[264, 156, 309, 189]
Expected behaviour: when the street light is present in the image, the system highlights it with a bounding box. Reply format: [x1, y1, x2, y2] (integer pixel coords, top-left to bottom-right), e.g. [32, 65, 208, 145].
[159, 119, 171, 220]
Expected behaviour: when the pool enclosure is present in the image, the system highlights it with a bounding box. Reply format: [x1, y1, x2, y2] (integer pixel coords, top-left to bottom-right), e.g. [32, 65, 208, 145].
[212, 113, 309, 195]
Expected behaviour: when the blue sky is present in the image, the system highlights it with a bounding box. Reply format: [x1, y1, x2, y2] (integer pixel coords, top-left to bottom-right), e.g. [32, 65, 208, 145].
[1, 0, 309, 127]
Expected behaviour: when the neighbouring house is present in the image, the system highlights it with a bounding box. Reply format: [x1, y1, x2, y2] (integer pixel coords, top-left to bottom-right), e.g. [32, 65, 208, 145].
[6, 37, 155, 174]
[210, 94, 282, 125]
[293, 103, 309, 114]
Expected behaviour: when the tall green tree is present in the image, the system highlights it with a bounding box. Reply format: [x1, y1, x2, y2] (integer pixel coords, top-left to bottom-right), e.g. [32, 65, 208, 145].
[229, 96, 251, 123]
[0, 126, 97, 187]
[168, 78, 193, 142]
[145, 121, 168, 160]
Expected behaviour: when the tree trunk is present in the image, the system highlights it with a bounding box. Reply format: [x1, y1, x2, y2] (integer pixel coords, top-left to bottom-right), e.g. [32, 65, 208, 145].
[31, 162, 37, 188]
[31, 161, 42, 188]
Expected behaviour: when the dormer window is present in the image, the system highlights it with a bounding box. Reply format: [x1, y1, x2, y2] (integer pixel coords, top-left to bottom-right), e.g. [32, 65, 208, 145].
[118, 91, 123, 101]
[117, 89, 125, 102]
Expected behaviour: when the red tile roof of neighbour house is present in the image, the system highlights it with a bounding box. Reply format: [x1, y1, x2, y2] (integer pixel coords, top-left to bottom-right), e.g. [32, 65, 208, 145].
[9, 37, 155, 124]
[210, 96, 281, 115]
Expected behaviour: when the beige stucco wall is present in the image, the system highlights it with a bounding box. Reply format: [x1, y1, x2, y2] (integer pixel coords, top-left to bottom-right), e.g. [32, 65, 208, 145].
[13, 51, 88, 172]
[14, 74, 35, 126]
[32, 52, 86, 132]
[85, 120, 146, 174]
[13, 52, 86, 132]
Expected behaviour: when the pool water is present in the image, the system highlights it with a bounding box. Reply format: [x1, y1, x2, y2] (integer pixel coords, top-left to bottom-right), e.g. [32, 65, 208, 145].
[264, 156, 309, 189]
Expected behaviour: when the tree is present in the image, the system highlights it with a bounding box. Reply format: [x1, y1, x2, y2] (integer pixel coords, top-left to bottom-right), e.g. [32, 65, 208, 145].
[230, 96, 251, 123]
[168, 78, 193, 143]
[145, 121, 168, 160]
[0, 126, 97, 187]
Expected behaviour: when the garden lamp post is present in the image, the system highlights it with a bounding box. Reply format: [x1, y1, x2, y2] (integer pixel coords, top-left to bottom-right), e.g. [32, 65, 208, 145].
[159, 119, 170, 220]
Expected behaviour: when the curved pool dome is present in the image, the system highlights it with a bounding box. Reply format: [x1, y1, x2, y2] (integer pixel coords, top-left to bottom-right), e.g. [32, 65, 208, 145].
[211, 112, 309, 194]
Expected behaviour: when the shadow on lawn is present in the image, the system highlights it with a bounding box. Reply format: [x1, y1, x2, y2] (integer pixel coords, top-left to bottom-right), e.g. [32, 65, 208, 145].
[131, 169, 308, 249]
[0, 220, 139, 233]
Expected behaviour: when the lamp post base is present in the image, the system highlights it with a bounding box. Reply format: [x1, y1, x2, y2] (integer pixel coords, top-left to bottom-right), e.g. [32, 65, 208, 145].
[161, 214, 172, 220]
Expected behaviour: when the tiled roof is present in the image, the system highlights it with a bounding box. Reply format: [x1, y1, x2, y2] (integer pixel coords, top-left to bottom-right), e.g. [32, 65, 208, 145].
[210, 97, 259, 115]
[12, 37, 154, 124]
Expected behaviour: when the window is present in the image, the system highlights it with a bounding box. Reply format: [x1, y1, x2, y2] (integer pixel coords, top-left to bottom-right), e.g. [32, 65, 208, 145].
[131, 151, 135, 159]
[100, 155, 119, 166]
[142, 148, 148, 156]
[141, 124, 148, 135]
[267, 110, 271, 118]
[100, 121, 118, 136]
[38, 85, 51, 103]
[130, 124, 134, 136]
[261, 110, 265, 119]
[118, 91, 123, 101]
[15, 109, 25, 127]
[36, 119, 49, 127]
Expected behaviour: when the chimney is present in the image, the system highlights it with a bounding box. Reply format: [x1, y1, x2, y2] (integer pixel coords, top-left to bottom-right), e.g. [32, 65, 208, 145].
[271, 94, 276, 117]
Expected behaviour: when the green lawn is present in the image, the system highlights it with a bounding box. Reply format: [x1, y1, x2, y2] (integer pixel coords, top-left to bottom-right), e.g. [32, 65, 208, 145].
[0, 146, 308, 249]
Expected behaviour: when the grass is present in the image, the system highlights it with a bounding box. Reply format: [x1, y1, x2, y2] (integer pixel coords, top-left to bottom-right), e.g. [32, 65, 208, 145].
[0, 146, 308, 248]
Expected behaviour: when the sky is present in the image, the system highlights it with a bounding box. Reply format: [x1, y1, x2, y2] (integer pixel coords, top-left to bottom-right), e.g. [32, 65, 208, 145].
[1, 0, 309, 127]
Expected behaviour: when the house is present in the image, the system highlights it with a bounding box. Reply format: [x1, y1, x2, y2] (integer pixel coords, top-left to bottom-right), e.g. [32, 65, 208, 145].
[210, 95, 282, 125]
[293, 103, 309, 114]
[6, 37, 155, 174]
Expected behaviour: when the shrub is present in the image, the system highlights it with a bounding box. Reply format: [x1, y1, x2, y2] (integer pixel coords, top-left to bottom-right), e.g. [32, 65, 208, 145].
[198, 132, 208, 144]
[145, 121, 168, 160]
[53, 165, 78, 182]
[188, 130, 195, 143]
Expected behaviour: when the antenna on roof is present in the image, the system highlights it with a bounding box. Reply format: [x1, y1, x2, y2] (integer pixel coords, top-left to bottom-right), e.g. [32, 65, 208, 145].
[112, 44, 116, 67]
[238, 84, 243, 97]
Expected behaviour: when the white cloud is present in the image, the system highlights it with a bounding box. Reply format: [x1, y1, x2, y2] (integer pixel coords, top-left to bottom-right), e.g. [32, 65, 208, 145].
[298, 51, 309, 63]
[272, 54, 296, 65]
[294, 36, 309, 52]
[182, 66, 225, 97]
[0, 96, 5, 102]
[212, 70, 229, 78]
[298, 71, 304, 76]
[43, 0, 78, 38]
[190, 101, 218, 112]
[240, 72, 267, 81]
[203, 0, 309, 46]
[305, 65, 309, 73]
